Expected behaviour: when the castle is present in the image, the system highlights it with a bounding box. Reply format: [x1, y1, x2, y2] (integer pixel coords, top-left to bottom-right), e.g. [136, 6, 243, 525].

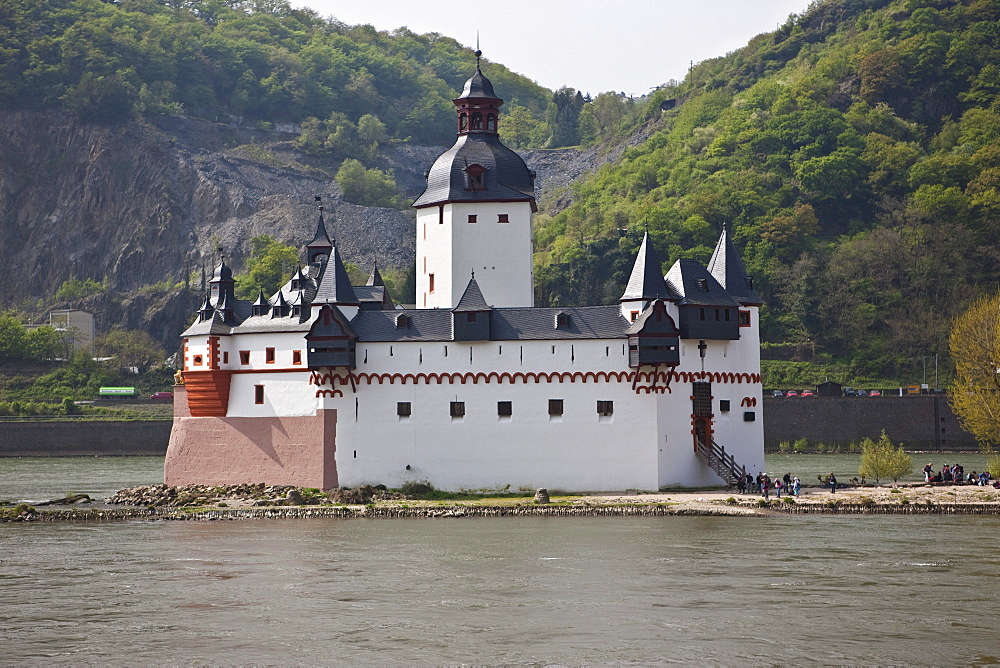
[165, 57, 764, 492]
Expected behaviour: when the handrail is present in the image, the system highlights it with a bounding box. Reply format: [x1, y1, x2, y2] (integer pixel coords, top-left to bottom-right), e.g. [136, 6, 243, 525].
[695, 438, 746, 487]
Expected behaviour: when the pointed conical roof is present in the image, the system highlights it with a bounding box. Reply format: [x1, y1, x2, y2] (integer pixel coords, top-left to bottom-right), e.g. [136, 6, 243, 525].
[454, 275, 491, 311]
[307, 208, 333, 250]
[313, 245, 359, 305]
[621, 232, 680, 302]
[270, 290, 289, 318]
[367, 261, 384, 287]
[707, 223, 763, 306]
[252, 289, 269, 307]
[197, 293, 213, 313]
[210, 255, 233, 283]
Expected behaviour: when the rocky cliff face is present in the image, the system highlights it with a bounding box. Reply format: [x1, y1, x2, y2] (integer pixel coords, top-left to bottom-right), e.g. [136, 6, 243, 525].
[0, 111, 617, 346]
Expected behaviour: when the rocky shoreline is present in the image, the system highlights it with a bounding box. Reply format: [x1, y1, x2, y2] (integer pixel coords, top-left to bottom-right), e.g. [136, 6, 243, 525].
[4, 482, 1000, 523]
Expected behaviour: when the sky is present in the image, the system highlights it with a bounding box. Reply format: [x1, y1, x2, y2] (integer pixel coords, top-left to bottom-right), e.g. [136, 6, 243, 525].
[298, 0, 815, 96]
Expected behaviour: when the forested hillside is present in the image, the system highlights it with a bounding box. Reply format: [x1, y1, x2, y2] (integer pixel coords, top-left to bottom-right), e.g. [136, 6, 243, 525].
[534, 0, 1000, 379]
[0, 0, 550, 145]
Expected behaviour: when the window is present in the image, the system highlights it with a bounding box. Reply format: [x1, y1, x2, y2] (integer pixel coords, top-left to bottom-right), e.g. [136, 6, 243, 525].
[555, 312, 570, 328]
[428, 274, 435, 293]
[239, 350, 250, 365]
[459, 113, 468, 131]
[698, 278, 709, 291]
[465, 164, 486, 190]
[471, 112, 482, 129]
[739, 310, 751, 327]
[468, 214, 477, 224]
[438, 205, 444, 224]
[450, 401, 465, 418]
[486, 114, 496, 132]
[254, 385, 264, 405]
[497, 213, 509, 223]
[719, 400, 731, 412]
[630, 310, 639, 322]
[193, 355, 203, 366]
[265, 347, 275, 364]
[744, 411, 756, 422]
[725, 309, 731, 322]
[395, 314, 410, 329]
[223, 352, 229, 364]
[548, 399, 564, 417]
[497, 401, 512, 417]
[597, 400, 614, 417]
[714, 309, 721, 321]
[292, 350, 302, 365]
[397, 402, 411, 417]
[467, 312, 477, 323]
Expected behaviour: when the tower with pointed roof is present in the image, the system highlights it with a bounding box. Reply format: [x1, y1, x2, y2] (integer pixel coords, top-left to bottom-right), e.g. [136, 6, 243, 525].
[413, 50, 536, 310]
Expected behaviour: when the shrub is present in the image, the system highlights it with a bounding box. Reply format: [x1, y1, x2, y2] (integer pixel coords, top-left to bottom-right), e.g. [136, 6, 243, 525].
[858, 430, 913, 483]
[778, 440, 792, 453]
[793, 438, 809, 453]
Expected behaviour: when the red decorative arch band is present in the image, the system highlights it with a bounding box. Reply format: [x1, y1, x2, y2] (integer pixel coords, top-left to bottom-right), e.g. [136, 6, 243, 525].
[310, 369, 760, 388]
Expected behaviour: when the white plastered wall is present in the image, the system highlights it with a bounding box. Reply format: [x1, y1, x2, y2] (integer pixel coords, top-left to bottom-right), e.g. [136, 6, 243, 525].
[416, 200, 534, 309]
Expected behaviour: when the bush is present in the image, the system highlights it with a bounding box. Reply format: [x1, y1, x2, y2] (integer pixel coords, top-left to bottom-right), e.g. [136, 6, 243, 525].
[778, 440, 791, 453]
[858, 430, 913, 483]
[793, 438, 809, 453]
[335, 159, 404, 208]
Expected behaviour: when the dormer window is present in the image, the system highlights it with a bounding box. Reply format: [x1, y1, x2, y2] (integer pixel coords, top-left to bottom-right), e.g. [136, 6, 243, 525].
[471, 112, 483, 130]
[555, 312, 570, 329]
[395, 314, 411, 329]
[465, 164, 487, 191]
[698, 278, 709, 291]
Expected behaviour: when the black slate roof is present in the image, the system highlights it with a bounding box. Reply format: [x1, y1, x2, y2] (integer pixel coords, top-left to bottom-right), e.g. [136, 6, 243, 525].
[313, 245, 359, 305]
[665, 259, 740, 307]
[621, 232, 681, 302]
[454, 276, 491, 311]
[457, 65, 498, 99]
[707, 223, 763, 306]
[412, 134, 535, 208]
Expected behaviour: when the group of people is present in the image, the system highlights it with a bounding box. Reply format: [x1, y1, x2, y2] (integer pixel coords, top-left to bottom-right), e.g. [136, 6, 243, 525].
[922, 462, 994, 486]
[738, 472, 803, 498]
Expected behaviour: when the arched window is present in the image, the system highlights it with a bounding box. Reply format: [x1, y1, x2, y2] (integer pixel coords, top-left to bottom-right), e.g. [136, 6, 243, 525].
[471, 112, 483, 130]
[486, 114, 496, 132]
[459, 113, 468, 131]
[465, 164, 487, 191]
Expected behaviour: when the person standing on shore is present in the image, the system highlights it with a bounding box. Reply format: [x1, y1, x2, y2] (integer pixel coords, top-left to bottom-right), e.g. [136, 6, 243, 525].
[792, 477, 801, 496]
[923, 463, 933, 482]
[761, 474, 770, 500]
[828, 473, 837, 494]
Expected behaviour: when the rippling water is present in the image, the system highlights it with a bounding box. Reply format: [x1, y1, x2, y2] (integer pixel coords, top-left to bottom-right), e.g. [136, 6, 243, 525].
[3, 516, 1000, 664]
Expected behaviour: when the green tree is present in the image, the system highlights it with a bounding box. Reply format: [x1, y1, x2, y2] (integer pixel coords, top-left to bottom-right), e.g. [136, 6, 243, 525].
[499, 104, 538, 149]
[949, 290, 1000, 447]
[234, 234, 300, 299]
[95, 328, 166, 373]
[335, 158, 402, 208]
[858, 430, 913, 484]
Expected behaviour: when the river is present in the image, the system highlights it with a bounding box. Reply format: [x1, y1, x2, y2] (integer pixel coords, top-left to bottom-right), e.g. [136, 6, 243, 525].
[3, 456, 1000, 663]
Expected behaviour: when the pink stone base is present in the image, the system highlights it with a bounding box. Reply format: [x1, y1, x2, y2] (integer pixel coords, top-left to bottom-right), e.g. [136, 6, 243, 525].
[164, 410, 338, 490]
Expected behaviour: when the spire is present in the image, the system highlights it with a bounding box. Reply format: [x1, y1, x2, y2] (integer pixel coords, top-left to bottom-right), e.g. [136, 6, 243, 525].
[366, 260, 384, 287]
[707, 222, 763, 306]
[458, 48, 498, 100]
[197, 293, 214, 323]
[313, 244, 359, 306]
[307, 196, 334, 265]
[209, 247, 235, 305]
[620, 231, 680, 302]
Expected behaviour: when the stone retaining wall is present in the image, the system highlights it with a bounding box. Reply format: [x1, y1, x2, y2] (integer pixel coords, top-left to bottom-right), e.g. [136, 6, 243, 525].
[0, 421, 171, 456]
[763, 396, 975, 450]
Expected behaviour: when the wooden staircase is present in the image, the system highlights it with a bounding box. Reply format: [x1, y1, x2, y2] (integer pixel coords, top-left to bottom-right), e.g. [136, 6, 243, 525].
[695, 438, 747, 487]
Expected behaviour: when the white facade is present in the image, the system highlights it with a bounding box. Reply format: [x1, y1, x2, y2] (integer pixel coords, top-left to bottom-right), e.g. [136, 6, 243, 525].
[416, 200, 534, 309]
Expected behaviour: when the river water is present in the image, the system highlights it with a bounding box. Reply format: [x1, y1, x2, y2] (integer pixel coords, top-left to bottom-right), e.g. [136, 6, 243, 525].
[3, 458, 1000, 664]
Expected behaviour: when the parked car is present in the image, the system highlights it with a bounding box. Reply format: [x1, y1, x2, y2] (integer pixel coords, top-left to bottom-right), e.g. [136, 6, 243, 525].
[150, 392, 173, 400]
[786, 390, 798, 397]
[856, 389, 868, 397]
[843, 387, 857, 397]
[772, 390, 784, 397]
[801, 390, 814, 397]
[869, 390, 882, 397]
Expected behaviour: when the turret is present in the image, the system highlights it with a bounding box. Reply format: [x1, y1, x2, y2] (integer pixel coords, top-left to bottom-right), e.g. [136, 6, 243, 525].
[413, 51, 536, 310]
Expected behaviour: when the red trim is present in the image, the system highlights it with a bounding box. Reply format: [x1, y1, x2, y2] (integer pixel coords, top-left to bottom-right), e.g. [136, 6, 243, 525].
[304, 369, 758, 389]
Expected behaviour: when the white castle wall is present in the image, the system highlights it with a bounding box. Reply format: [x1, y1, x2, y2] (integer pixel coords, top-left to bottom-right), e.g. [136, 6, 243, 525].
[416, 201, 534, 309]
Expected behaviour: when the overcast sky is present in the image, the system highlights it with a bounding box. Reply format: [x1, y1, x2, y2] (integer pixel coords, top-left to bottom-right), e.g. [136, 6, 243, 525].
[299, 0, 814, 96]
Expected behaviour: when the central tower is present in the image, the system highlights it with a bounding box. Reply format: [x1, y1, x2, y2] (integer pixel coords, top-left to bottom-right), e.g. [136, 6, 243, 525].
[412, 51, 536, 309]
